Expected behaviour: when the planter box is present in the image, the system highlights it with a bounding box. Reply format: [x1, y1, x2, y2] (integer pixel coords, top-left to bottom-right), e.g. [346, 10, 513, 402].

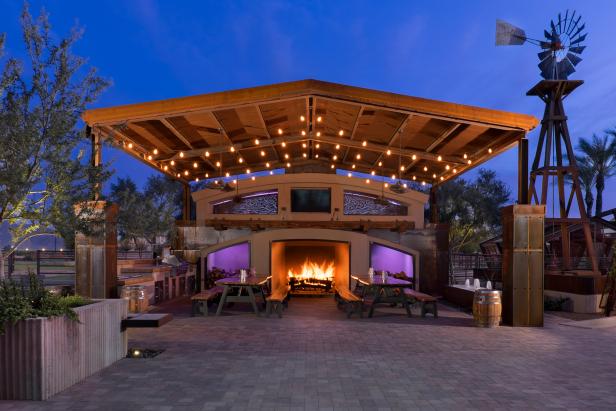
[0, 299, 128, 400]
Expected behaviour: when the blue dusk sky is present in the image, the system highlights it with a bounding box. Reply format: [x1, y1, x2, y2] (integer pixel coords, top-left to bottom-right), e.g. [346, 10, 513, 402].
[1, 0, 616, 219]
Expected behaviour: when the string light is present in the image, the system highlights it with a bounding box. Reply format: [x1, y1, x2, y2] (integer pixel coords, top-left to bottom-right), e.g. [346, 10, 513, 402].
[251, 176, 256, 181]
[300, 115, 305, 121]
[269, 170, 274, 175]
[378, 161, 382, 167]
[347, 172, 352, 177]
[331, 164, 335, 169]
[371, 170, 376, 176]
[286, 162, 291, 168]
[180, 152, 185, 158]
[284, 153, 289, 159]
[339, 130, 344, 136]
[335, 144, 340, 150]
[163, 165, 168, 171]
[446, 165, 450, 170]
[266, 162, 270, 168]
[422, 181, 426, 186]
[153, 149, 158, 155]
[184, 170, 189, 176]
[463, 153, 468, 159]
[423, 166, 428, 172]
[281, 142, 287, 147]
[205, 173, 209, 178]
[303, 153, 308, 158]
[333, 155, 338, 160]
[193, 162, 198, 168]
[205, 151, 210, 157]
[453, 168, 458, 173]
[301, 130, 306, 136]
[315, 154, 319, 158]
[352, 164, 356, 169]
[386, 149, 391, 155]
[356, 153, 361, 160]
[365, 179, 370, 184]
[127, 142, 133, 149]
[412, 175, 416, 180]
[260, 150, 266, 157]
[176, 173, 180, 177]
[278, 128, 283, 135]
[170, 160, 175, 166]
[316, 143, 320, 149]
[440, 176, 444, 181]
[246, 168, 251, 174]
[400, 165, 405, 171]
[225, 172, 230, 177]
[432, 173, 436, 178]
[412, 154, 417, 160]
[317, 116, 322, 122]
[254, 139, 260, 145]
[230, 146, 236, 152]
[147, 155, 152, 160]
[467, 159, 472, 165]
[216, 161, 221, 167]
[488, 148, 493, 154]
[391, 174, 396, 179]
[362, 141, 367, 147]
[437, 156, 442, 161]
[302, 143, 307, 148]
[384, 182, 389, 188]
[238, 157, 244, 163]
[316, 131, 321, 137]
[403, 183, 407, 188]
[195, 177, 199, 182]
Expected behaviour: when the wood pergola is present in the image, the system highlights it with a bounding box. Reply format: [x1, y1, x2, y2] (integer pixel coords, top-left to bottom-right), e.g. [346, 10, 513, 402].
[83, 79, 538, 217]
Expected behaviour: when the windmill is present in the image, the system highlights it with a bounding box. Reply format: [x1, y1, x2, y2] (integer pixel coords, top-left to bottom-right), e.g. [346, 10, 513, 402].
[496, 10, 587, 80]
[496, 11, 598, 273]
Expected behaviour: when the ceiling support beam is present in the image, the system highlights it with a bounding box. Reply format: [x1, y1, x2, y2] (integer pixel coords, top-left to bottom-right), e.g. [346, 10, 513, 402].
[342, 106, 365, 162]
[372, 114, 413, 168]
[403, 123, 460, 173]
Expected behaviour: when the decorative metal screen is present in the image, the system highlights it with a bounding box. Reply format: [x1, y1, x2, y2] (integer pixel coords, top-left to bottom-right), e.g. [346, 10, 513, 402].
[343, 191, 408, 216]
[212, 191, 278, 215]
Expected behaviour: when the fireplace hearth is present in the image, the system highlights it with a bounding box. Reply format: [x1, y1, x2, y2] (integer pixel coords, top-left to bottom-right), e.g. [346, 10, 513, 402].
[271, 240, 350, 295]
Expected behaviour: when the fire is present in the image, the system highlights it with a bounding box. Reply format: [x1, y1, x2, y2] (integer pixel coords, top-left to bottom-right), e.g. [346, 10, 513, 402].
[288, 259, 334, 281]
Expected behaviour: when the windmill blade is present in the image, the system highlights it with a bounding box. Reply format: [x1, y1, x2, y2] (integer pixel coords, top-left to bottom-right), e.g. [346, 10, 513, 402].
[538, 56, 556, 79]
[571, 23, 586, 39]
[562, 10, 570, 32]
[496, 19, 526, 45]
[566, 52, 582, 66]
[557, 13, 563, 33]
[538, 50, 552, 61]
[557, 59, 576, 79]
[567, 14, 582, 36]
[569, 46, 586, 54]
[570, 33, 587, 45]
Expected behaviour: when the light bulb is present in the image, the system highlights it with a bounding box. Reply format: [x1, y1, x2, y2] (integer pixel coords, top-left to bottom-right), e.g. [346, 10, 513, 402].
[266, 162, 270, 167]
[386, 149, 391, 155]
[356, 154, 361, 160]
[170, 160, 175, 166]
[335, 144, 340, 150]
[316, 131, 321, 137]
[180, 152, 184, 158]
[412, 154, 417, 160]
[317, 116, 322, 122]
[193, 162, 198, 168]
[423, 166, 428, 171]
[254, 138, 260, 145]
[301, 130, 306, 136]
[339, 130, 344, 136]
[300, 115, 305, 121]
[153, 149, 158, 155]
[437, 155, 442, 161]
[230, 146, 235, 152]
[281, 142, 286, 147]
[205, 151, 210, 157]
[278, 128, 283, 135]
[261, 150, 266, 156]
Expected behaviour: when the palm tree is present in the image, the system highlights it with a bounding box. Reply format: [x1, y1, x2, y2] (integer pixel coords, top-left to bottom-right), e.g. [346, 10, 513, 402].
[576, 132, 616, 216]
[571, 155, 596, 216]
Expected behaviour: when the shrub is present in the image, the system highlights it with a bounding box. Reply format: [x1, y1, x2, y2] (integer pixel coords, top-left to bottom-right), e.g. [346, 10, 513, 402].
[544, 295, 571, 311]
[0, 272, 92, 334]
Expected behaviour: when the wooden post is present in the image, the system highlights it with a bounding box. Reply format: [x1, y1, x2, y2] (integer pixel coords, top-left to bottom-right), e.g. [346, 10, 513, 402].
[429, 186, 439, 224]
[89, 126, 102, 201]
[518, 137, 529, 205]
[182, 183, 192, 221]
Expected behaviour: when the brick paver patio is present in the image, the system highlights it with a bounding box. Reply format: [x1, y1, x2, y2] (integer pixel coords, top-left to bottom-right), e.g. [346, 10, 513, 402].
[2, 297, 615, 410]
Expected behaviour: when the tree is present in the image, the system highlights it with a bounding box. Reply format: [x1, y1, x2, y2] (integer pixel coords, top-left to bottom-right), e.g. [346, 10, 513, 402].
[437, 169, 511, 253]
[568, 155, 595, 217]
[576, 133, 616, 216]
[0, 6, 109, 277]
[109, 175, 183, 249]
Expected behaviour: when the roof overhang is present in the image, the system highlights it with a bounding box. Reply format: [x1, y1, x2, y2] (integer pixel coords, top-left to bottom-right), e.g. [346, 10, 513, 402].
[83, 79, 539, 185]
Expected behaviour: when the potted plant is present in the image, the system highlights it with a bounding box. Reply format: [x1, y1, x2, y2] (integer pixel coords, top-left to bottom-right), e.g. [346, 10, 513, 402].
[0, 274, 128, 400]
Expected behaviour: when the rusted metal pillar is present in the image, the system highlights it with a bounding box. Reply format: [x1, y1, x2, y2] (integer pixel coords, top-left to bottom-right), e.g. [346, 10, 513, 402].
[518, 137, 529, 205]
[429, 186, 439, 224]
[182, 183, 192, 221]
[89, 126, 102, 201]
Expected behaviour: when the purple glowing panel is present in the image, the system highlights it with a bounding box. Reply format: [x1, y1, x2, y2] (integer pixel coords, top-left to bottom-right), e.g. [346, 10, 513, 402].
[206, 242, 250, 273]
[370, 243, 414, 277]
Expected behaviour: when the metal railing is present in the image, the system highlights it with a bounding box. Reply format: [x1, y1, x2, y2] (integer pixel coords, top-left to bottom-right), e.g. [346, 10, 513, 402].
[449, 253, 502, 286]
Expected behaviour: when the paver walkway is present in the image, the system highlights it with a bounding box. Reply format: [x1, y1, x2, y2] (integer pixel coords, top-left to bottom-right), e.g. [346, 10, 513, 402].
[2, 297, 615, 410]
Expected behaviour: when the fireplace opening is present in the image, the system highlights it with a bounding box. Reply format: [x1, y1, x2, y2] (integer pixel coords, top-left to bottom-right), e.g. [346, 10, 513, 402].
[271, 240, 349, 296]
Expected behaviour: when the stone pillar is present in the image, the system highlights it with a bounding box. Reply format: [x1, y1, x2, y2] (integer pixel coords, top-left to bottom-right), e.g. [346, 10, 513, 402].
[74, 201, 118, 298]
[501, 204, 545, 326]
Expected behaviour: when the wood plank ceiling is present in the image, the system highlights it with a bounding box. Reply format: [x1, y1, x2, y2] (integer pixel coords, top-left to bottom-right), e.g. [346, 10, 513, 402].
[83, 79, 538, 186]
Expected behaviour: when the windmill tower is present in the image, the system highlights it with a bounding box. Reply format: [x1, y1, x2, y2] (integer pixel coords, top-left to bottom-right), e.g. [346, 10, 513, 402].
[497, 11, 598, 273]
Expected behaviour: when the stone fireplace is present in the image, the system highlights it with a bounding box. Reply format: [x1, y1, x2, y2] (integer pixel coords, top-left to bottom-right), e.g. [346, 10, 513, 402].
[271, 240, 350, 295]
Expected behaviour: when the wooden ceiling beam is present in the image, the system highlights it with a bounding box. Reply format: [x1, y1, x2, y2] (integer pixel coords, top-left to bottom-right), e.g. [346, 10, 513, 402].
[372, 114, 413, 168]
[254, 103, 281, 163]
[342, 106, 365, 163]
[403, 123, 460, 173]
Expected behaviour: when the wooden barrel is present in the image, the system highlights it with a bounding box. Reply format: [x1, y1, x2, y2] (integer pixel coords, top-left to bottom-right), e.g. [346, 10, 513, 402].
[473, 289, 502, 327]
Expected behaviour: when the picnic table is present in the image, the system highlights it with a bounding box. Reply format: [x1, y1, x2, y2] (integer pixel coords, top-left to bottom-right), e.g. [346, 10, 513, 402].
[214, 275, 269, 316]
[353, 275, 414, 318]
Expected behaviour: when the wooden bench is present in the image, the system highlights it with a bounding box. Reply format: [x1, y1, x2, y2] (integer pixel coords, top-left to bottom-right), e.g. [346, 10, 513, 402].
[266, 285, 290, 318]
[335, 287, 363, 318]
[191, 286, 224, 316]
[404, 289, 438, 318]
